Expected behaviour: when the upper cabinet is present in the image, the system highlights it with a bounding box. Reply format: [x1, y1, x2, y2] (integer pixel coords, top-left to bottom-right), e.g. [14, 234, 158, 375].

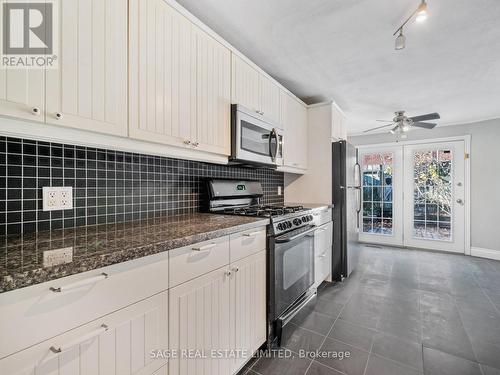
[0, 64, 45, 123]
[129, 0, 231, 155]
[259, 75, 281, 125]
[331, 103, 347, 140]
[231, 54, 281, 126]
[45, 0, 128, 136]
[0, 0, 127, 136]
[195, 28, 231, 155]
[231, 55, 260, 114]
[281, 91, 308, 170]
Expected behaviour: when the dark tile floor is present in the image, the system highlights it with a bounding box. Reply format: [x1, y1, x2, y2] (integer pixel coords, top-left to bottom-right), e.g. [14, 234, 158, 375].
[241, 245, 500, 375]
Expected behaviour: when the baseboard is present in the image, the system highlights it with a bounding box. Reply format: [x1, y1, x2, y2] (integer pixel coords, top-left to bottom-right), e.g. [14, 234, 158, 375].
[471, 247, 500, 261]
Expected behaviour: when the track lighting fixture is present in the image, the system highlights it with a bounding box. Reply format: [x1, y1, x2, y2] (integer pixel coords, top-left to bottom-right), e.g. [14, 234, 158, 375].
[393, 0, 428, 50]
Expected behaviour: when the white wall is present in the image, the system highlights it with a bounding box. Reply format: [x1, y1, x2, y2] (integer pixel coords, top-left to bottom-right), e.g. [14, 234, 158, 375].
[349, 118, 500, 257]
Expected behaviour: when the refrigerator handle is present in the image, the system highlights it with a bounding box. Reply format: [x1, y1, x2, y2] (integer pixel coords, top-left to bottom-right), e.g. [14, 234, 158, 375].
[355, 162, 362, 229]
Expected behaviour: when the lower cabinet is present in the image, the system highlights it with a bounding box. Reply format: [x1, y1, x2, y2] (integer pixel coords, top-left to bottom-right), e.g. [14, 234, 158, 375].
[0, 292, 168, 375]
[230, 251, 266, 372]
[168, 266, 232, 375]
[314, 222, 333, 288]
[169, 250, 266, 375]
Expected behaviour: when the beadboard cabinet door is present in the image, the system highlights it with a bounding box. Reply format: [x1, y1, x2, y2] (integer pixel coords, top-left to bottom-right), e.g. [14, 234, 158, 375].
[169, 266, 232, 375]
[129, 0, 197, 149]
[0, 1, 45, 123]
[231, 54, 260, 113]
[45, 0, 128, 136]
[281, 91, 308, 170]
[259, 75, 281, 125]
[0, 292, 168, 375]
[230, 251, 266, 373]
[195, 29, 231, 155]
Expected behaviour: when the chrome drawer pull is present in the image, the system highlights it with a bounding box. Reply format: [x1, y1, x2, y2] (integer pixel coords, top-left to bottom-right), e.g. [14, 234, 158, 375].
[49, 324, 108, 354]
[49, 272, 108, 293]
[191, 243, 216, 252]
[242, 231, 261, 237]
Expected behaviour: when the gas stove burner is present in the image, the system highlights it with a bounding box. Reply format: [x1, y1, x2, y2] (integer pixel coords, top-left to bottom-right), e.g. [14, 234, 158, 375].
[224, 204, 305, 218]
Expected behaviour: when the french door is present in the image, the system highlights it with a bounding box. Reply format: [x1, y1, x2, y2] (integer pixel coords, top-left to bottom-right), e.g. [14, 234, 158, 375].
[359, 140, 467, 253]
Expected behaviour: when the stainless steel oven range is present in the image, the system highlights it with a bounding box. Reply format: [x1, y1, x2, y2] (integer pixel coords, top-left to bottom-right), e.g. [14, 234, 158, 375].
[205, 178, 321, 347]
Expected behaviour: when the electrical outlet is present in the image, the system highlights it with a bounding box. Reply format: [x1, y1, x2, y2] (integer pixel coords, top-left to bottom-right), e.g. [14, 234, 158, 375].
[43, 247, 73, 267]
[277, 186, 282, 196]
[43, 187, 73, 211]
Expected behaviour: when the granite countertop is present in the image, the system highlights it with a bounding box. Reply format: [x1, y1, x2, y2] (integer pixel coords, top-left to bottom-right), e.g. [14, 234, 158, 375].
[0, 214, 269, 294]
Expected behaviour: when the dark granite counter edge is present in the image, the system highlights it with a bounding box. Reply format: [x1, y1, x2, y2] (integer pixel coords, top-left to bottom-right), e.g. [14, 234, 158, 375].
[0, 218, 269, 294]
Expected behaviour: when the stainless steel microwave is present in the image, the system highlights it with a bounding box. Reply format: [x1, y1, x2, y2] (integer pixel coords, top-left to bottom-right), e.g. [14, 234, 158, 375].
[230, 104, 283, 168]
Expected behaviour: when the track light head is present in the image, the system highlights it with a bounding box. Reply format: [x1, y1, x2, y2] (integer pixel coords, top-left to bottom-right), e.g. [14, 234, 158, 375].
[416, 1, 428, 22]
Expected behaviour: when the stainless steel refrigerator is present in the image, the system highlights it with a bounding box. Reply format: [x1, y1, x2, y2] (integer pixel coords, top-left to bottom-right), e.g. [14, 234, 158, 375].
[332, 140, 361, 280]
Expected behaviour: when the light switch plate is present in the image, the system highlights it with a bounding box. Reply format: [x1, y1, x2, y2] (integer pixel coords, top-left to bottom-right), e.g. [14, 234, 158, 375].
[42, 186, 73, 211]
[43, 247, 73, 267]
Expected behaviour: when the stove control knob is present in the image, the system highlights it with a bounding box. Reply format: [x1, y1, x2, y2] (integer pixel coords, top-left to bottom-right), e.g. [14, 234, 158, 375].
[293, 218, 302, 226]
[286, 221, 292, 228]
[308, 215, 314, 221]
[277, 223, 283, 231]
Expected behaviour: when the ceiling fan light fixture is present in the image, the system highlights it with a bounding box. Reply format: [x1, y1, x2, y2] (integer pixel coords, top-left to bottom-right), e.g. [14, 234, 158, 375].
[416, 0, 428, 22]
[395, 29, 406, 50]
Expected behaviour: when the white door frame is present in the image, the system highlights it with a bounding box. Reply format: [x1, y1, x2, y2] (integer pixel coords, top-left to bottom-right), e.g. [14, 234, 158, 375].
[357, 135, 471, 255]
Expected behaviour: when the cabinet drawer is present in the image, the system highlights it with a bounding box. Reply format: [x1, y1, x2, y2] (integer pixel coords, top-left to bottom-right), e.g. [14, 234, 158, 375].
[0, 291, 168, 375]
[169, 236, 230, 288]
[230, 226, 267, 262]
[0, 252, 169, 359]
[313, 208, 332, 225]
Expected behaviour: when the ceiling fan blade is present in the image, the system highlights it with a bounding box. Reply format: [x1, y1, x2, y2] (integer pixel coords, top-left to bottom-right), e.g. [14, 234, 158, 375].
[363, 123, 394, 133]
[409, 113, 440, 122]
[413, 122, 437, 129]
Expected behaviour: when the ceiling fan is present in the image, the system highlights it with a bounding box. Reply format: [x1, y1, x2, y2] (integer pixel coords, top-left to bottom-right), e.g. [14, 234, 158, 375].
[364, 111, 441, 134]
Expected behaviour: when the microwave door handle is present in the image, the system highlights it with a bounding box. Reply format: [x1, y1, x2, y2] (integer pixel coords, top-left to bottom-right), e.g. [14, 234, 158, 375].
[269, 129, 278, 162]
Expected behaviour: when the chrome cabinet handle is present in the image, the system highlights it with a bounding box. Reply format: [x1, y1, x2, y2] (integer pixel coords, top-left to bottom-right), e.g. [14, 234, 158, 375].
[49, 273, 108, 293]
[318, 252, 327, 258]
[242, 231, 262, 237]
[224, 270, 232, 277]
[191, 243, 216, 252]
[231, 267, 239, 272]
[49, 324, 108, 354]
[456, 199, 464, 205]
[55, 112, 63, 120]
[192, 142, 199, 147]
[32, 107, 41, 115]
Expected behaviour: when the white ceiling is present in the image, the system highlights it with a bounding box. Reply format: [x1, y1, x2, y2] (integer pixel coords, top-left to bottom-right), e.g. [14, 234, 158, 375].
[176, 0, 500, 134]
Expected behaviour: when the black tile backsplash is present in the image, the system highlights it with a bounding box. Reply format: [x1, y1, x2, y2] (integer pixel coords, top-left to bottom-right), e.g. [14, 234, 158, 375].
[0, 136, 284, 236]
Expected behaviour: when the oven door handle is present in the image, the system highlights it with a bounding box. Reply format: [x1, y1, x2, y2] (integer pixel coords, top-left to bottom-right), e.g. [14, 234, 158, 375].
[275, 226, 317, 243]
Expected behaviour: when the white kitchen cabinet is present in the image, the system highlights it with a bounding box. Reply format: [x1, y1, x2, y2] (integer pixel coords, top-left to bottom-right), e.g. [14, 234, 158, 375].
[231, 54, 281, 125]
[195, 28, 231, 155]
[331, 102, 347, 141]
[130, 0, 231, 155]
[231, 54, 260, 114]
[230, 250, 266, 373]
[45, 0, 128, 136]
[129, 0, 196, 148]
[259, 75, 281, 124]
[313, 221, 333, 288]
[0, 292, 168, 375]
[281, 90, 308, 170]
[169, 266, 232, 375]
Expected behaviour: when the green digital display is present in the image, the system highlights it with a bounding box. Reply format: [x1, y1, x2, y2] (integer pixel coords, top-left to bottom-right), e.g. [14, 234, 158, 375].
[237, 184, 246, 191]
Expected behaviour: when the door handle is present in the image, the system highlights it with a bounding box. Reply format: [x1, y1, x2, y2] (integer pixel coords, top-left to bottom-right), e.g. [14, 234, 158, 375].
[456, 199, 464, 205]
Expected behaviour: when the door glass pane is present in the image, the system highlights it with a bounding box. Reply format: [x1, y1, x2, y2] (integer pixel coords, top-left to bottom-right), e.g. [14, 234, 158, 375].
[413, 149, 453, 241]
[361, 152, 394, 235]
